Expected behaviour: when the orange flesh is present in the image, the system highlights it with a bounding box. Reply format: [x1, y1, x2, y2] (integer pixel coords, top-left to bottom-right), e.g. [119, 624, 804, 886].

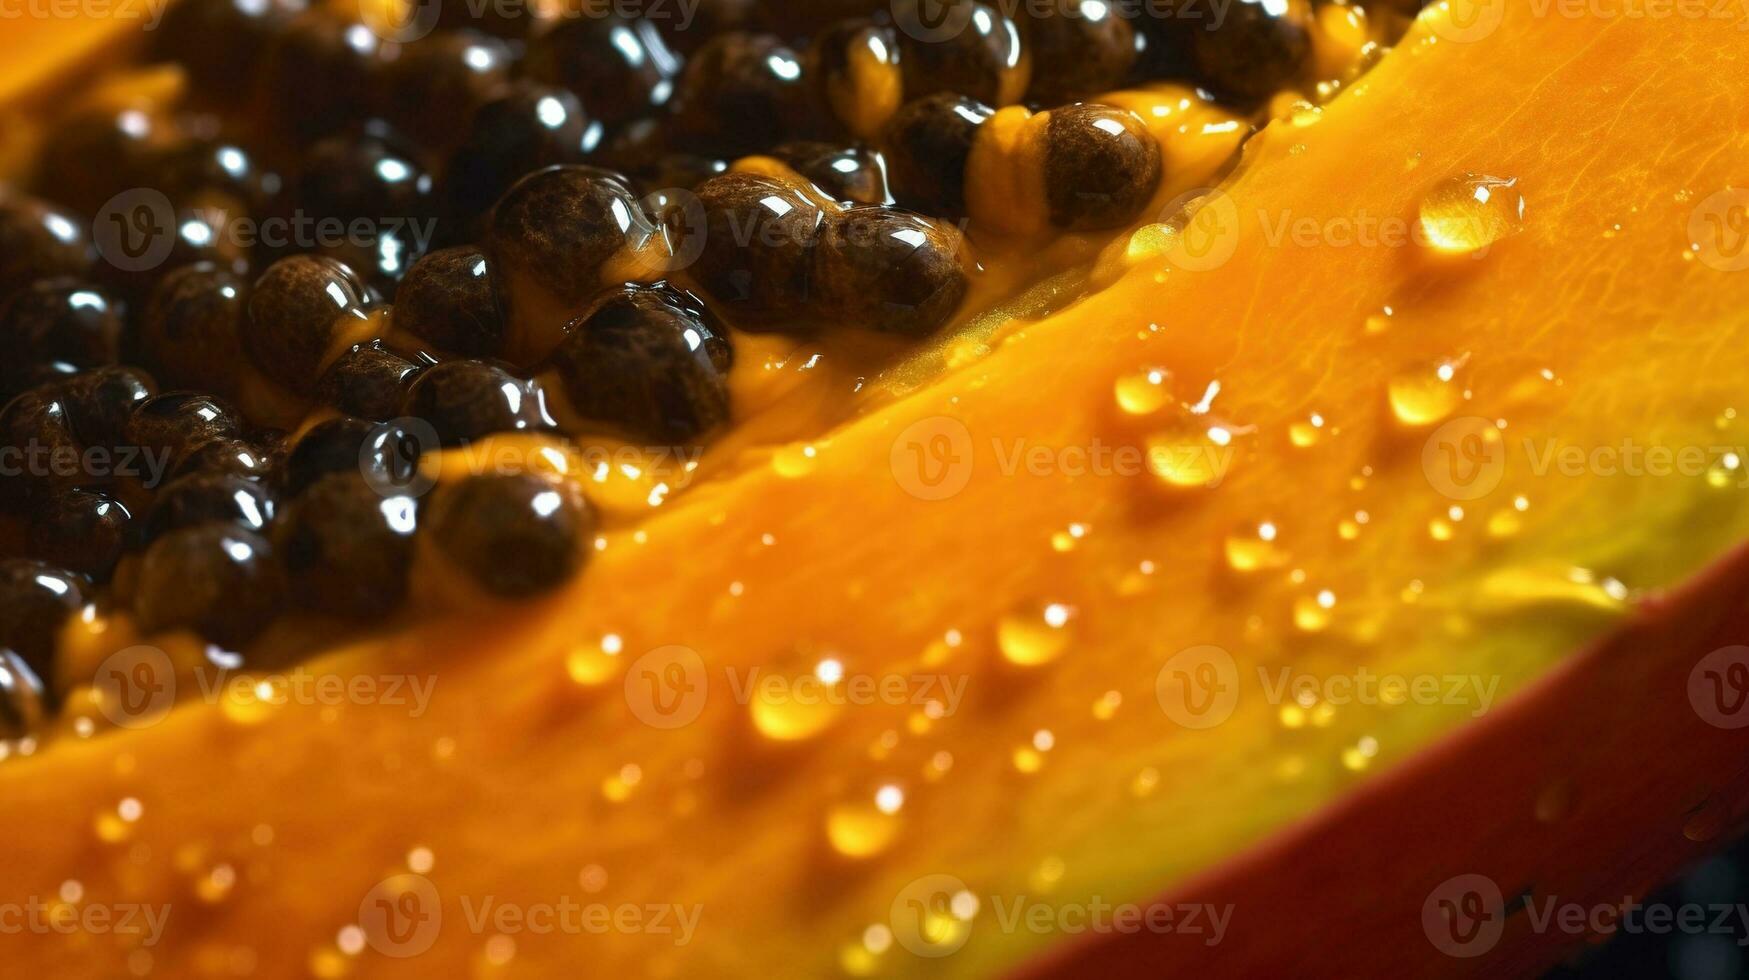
[6, 5, 1749, 979]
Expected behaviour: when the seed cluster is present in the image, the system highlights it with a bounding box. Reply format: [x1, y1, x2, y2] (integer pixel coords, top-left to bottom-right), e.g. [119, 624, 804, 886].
[0, 0, 1423, 727]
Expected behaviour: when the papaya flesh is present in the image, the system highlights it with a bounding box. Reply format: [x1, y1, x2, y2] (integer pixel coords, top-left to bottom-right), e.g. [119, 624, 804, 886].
[6, 5, 1749, 979]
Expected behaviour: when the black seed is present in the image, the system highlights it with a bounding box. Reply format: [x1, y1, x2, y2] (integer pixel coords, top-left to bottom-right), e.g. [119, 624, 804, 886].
[433, 0, 543, 37]
[664, 0, 764, 53]
[142, 472, 277, 543]
[168, 437, 276, 483]
[34, 105, 175, 216]
[0, 279, 126, 390]
[317, 341, 422, 421]
[816, 208, 967, 336]
[282, 415, 419, 497]
[0, 648, 46, 739]
[277, 472, 416, 618]
[379, 30, 514, 153]
[258, 11, 390, 143]
[147, 131, 282, 215]
[142, 262, 250, 394]
[755, 0, 877, 38]
[1043, 104, 1162, 230]
[399, 360, 554, 447]
[425, 473, 589, 599]
[526, 16, 682, 127]
[135, 524, 284, 647]
[772, 141, 891, 205]
[155, 0, 307, 97]
[1186, 0, 1311, 104]
[440, 82, 603, 243]
[671, 32, 830, 156]
[486, 166, 661, 361]
[1021, 0, 1138, 104]
[0, 388, 82, 505]
[882, 93, 992, 220]
[892, 0, 1030, 106]
[124, 391, 244, 473]
[395, 247, 503, 357]
[0, 192, 95, 302]
[595, 119, 731, 195]
[682, 171, 827, 326]
[28, 490, 132, 580]
[546, 284, 732, 445]
[289, 125, 436, 289]
[0, 559, 86, 683]
[59, 365, 159, 452]
[812, 19, 903, 140]
[244, 255, 372, 395]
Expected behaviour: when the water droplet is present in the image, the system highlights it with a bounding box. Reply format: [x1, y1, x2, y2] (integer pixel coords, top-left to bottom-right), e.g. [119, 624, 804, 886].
[749, 656, 846, 742]
[1145, 413, 1249, 489]
[1474, 563, 1629, 616]
[1707, 453, 1742, 490]
[565, 635, 624, 686]
[1388, 355, 1471, 426]
[997, 601, 1076, 667]
[1684, 798, 1727, 842]
[825, 792, 904, 859]
[1050, 522, 1090, 553]
[771, 441, 819, 478]
[1288, 412, 1327, 448]
[1293, 589, 1338, 632]
[1225, 520, 1288, 572]
[1130, 767, 1160, 798]
[1364, 306, 1395, 336]
[1535, 780, 1575, 823]
[1113, 367, 1173, 416]
[1418, 173, 1525, 256]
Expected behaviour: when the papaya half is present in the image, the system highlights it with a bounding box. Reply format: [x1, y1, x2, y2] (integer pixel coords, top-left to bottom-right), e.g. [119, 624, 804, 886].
[5, 4, 1749, 979]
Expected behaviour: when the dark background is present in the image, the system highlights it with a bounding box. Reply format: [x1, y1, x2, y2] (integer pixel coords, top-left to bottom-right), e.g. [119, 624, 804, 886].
[1548, 837, 1749, 979]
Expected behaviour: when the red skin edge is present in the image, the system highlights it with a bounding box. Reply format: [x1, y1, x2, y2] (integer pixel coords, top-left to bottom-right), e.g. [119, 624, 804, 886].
[1021, 545, 1749, 979]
